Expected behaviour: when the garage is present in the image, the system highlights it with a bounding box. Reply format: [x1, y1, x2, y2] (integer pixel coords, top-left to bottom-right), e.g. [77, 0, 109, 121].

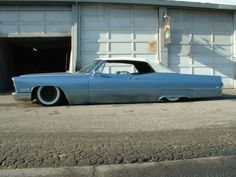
[80, 5, 159, 66]
[0, 4, 72, 92]
[1, 0, 236, 92]
[168, 9, 235, 87]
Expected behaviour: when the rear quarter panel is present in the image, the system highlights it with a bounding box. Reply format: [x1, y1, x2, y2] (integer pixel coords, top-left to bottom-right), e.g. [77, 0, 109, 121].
[137, 73, 222, 100]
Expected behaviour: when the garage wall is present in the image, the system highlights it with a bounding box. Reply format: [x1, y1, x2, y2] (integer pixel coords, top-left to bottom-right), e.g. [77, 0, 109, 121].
[80, 5, 159, 66]
[168, 9, 235, 87]
[0, 4, 72, 37]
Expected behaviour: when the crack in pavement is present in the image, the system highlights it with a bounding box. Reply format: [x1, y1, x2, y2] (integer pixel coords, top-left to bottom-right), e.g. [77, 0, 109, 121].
[0, 126, 235, 169]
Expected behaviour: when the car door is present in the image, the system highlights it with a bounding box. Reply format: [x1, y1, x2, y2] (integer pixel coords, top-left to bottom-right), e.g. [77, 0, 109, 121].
[89, 73, 138, 104]
[134, 73, 162, 102]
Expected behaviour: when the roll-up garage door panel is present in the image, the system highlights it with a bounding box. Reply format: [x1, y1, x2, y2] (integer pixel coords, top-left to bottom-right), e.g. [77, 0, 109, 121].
[0, 5, 72, 36]
[81, 6, 159, 66]
[168, 9, 234, 87]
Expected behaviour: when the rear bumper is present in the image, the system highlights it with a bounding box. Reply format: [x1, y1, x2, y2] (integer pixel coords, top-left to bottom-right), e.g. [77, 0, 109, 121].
[12, 92, 31, 101]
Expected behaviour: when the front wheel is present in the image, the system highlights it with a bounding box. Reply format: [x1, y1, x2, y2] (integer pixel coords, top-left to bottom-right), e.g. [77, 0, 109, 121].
[36, 86, 61, 106]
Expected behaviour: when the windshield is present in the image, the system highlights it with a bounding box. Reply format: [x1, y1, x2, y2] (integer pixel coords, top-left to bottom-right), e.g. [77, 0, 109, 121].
[79, 60, 100, 73]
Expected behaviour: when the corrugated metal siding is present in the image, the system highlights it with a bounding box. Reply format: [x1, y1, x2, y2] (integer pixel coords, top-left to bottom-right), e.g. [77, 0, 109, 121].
[80, 5, 159, 66]
[168, 9, 235, 87]
[1, 0, 236, 11]
[0, 4, 72, 37]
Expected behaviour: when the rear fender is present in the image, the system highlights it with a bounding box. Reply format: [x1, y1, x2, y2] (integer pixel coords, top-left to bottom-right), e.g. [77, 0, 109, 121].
[158, 89, 193, 101]
[158, 95, 190, 101]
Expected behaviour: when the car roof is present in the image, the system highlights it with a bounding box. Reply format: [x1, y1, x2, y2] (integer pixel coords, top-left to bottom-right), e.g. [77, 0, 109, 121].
[95, 57, 175, 73]
[95, 57, 148, 62]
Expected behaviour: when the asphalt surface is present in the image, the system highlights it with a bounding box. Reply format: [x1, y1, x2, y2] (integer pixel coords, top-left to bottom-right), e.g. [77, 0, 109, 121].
[0, 92, 236, 169]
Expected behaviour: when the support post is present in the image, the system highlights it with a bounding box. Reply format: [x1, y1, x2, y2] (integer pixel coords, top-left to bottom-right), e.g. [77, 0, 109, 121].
[233, 13, 236, 90]
[70, 3, 80, 72]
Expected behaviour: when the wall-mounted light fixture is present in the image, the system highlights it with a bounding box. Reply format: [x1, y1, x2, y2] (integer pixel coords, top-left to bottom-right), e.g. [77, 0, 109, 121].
[163, 14, 171, 46]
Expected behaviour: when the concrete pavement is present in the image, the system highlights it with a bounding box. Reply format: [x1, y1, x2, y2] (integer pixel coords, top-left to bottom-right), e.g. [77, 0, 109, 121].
[0, 94, 236, 133]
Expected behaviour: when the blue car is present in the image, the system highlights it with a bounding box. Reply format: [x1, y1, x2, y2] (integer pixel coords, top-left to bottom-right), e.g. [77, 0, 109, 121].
[12, 58, 223, 106]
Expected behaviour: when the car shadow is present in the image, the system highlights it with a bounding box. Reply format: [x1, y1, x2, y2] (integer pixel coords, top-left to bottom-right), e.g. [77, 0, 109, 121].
[188, 94, 236, 102]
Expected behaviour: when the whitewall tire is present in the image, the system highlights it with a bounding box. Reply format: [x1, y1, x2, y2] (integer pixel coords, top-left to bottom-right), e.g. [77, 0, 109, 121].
[166, 97, 180, 102]
[36, 86, 61, 106]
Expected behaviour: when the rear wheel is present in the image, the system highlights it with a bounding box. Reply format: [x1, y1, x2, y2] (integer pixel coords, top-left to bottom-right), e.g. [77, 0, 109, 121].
[36, 86, 61, 106]
[165, 97, 180, 102]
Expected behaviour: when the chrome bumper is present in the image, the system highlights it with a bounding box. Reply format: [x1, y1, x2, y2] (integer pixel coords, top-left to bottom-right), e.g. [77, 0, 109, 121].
[12, 92, 31, 101]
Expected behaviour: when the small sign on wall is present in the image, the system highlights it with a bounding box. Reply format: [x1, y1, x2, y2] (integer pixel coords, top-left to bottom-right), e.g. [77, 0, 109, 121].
[148, 41, 157, 52]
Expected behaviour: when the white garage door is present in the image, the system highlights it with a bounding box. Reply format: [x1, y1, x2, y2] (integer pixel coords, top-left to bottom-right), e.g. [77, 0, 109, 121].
[80, 5, 159, 66]
[0, 4, 72, 36]
[168, 9, 235, 87]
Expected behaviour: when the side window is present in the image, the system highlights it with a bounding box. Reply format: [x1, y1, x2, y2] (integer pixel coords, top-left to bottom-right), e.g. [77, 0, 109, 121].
[99, 62, 137, 75]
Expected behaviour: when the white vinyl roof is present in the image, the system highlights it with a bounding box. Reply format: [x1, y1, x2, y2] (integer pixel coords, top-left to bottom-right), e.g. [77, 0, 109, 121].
[96, 57, 148, 62]
[96, 57, 175, 73]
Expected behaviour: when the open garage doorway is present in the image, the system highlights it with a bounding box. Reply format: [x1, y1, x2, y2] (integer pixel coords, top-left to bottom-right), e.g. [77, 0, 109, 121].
[0, 37, 71, 93]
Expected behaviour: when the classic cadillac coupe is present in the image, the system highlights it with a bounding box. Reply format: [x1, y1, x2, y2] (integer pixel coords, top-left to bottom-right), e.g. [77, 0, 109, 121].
[12, 58, 223, 106]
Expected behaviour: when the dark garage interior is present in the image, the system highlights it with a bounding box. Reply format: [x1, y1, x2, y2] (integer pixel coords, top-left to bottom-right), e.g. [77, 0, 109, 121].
[0, 37, 71, 93]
